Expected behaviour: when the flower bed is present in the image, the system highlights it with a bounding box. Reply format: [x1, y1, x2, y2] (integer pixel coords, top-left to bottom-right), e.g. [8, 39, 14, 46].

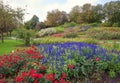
[0, 42, 120, 83]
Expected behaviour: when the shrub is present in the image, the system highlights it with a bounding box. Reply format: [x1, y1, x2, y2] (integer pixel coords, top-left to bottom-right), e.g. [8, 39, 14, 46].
[55, 26, 64, 33]
[87, 27, 120, 40]
[100, 22, 112, 27]
[63, 33, 78, 38]
[89, 23, 100, 27]
[32, 37, 98, 45]
[16, 28, 35, 46]
[1, 43, 120, 82]
[38, 28, 56, 37]
[112, 23, 119, 27]
[39, 42, 120, 81]
[62, 22, 77, 28]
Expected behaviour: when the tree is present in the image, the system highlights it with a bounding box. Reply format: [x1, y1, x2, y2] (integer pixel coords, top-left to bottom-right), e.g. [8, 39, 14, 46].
[24, 15, 39, 30]
[69, 4, 104, 24]
[0, 1, 24, 43]
[35, 22, 46, 30]
[45, 9, 68, 27]
[30, 15, 39, 29]
[82, 3, 104, 23]
[104, 1, 120, 26]
[70, 5, 81, 23]
[16, 28, 35, 46]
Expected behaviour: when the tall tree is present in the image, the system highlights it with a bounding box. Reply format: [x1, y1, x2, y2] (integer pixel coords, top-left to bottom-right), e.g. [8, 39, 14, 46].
[45, 9, 68, 27]
[70, 5, 81, 23]
[0, 1, 24, 43]
[104, 1, 120, 26]
[24, 15, 39, 29]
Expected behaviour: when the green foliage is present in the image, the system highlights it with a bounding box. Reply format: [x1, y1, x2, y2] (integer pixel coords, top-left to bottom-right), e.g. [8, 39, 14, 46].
[109, 71, 116, 78]
[45, 9, 68, 27]
[87, 27, 120, 40]
[62, 22, 77, 28]
[0, 1, 24, 43]
[35, 22, 46, 30]
[104, 1, 120, 25]
[89, 23, 100, 27]
[100, 22, 112, 27]
[63, 33, 78, 38]
[24, 15, 39, 30]
[55, 26, 64, 33]
[16, 28, 35, 46]
[112, 23, 120, 27]
[70, 4, 104, 24]
[32, 37, 98, 45]
[113, 41, 119, 50]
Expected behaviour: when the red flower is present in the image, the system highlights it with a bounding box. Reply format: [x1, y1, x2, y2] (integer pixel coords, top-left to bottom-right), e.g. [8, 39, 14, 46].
[29, 69, 37, 79]
[54, 80, 59, 83]
[46, 73, 55, 81]
[31, 73, 37, 79]
[96, 57, 100, 61]
[68, 64, 74, 69]
[31, 45, 35, 48]
[29, 69, 36, 75]
[22, 72, 28, 78]
[34, 80, 38, 83]
[26, 49, 34, 55]
[41, 66, 46, 71]
[39, 55, 44, 59]
[62, 73, 66, 78]
[36, 74, 43, 79]
[31, 45, 37, 50]
[60, 78, 65, 83]
[32, 55, 39, 59]
[15, 76, 23, 82]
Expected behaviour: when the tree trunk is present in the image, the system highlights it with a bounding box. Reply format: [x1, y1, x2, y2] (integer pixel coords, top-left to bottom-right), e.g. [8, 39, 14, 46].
[7, 31, 9, 36]
[1, 31, 4, 43]
[10, 31, 12, 37]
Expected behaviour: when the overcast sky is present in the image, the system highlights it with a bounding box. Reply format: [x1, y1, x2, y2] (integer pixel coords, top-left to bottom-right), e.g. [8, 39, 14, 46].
[3, 0, 117, 22]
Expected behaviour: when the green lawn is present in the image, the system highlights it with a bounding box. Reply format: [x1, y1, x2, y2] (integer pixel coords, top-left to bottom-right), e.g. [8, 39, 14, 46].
[0, 39, 24, 55]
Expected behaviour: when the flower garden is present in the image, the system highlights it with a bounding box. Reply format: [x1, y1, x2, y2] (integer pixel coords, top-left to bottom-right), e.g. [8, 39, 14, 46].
[0, 42, 120, 83]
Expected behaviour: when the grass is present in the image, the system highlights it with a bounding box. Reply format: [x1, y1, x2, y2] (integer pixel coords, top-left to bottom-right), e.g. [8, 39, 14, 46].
[0, 39, 25, 55]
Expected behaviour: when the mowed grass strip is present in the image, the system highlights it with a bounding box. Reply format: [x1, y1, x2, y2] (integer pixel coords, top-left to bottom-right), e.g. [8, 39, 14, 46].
[0, 39, 24, 55]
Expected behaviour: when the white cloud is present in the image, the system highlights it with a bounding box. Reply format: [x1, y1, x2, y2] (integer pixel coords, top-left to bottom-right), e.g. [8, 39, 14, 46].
[4, 0, 98, 22]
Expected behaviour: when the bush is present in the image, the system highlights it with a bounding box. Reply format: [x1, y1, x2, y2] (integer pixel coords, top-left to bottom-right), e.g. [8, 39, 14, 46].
[100, 22, 112, 27]
[55, 26, 64, 33]
[32, 37, 98, 45]
[112, 23, 120, 27]
[38, 28, 56, 37]
[63, 33, 78, 38]
[1, 44, 120, 82]
[87, 27, 120, 40]
[89, 23, 100, 27]
[16, 28, 35, 46]
[80, 23, 100, 27]
[62, 22, 77, 28]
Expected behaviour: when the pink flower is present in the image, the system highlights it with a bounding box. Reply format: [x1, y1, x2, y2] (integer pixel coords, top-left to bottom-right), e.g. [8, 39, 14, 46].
[96, 57, 100, 61]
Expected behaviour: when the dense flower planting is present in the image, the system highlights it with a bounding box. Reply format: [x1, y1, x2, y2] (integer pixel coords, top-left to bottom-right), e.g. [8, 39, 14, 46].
[38, 42, 120, 81]
[0, 42, 120, 82]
